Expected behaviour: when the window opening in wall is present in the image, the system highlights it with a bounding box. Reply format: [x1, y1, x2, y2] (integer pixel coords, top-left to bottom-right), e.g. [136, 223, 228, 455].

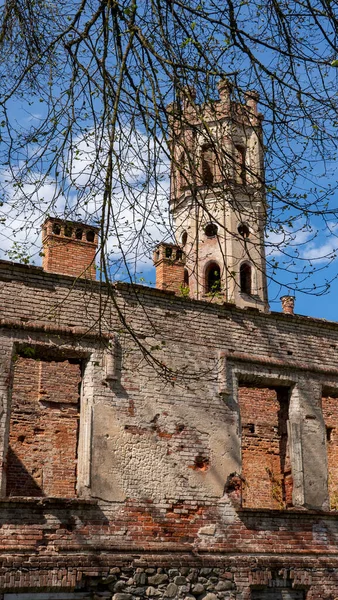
[165, 247, 173, 258]
[6, 349, 82, 498]
[238, 222, 250, 238]
[240, 262, 252, 295]
[201, 144, 215, 185]
[234, 144, 246, 184]
[75, 228, 83, 240]
[322, 390, 338, 509]
[64, 224, 73, 238]
[206, 262, 221, 294]
[327, 426, 333, 442]
[238, 384, 292, 509]
[184, 269, 189, 286]
[181, 230, 188, 246]
[204, 223, 218, 238]
[86, 230, 95, 242]
[52, 223, 61, 235]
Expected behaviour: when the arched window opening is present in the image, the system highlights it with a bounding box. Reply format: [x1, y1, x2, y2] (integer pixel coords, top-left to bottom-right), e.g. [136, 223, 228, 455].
[234, 145, 246, 184]
[206, 262, 221, 294]
[238, 222, 250, 239]
[184, 269, 189, 286]
[240, 263, 252, 295]
[201, 145, 215, 185]
[181, 230, 188, 246]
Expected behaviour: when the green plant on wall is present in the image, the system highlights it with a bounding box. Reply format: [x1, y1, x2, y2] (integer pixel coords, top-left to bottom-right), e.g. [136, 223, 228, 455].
[179, 283, 190, 299]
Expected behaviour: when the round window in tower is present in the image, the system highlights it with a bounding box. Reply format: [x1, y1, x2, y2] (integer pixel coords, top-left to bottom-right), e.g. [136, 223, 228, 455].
[238, 222, 250, 239]
[204, 223, 218, 238]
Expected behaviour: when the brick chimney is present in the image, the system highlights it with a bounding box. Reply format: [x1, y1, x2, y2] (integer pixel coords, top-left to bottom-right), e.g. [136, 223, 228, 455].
[281, 295, 295, 315]
[153, 243, 186, 294]
[42, 218, 99, 279]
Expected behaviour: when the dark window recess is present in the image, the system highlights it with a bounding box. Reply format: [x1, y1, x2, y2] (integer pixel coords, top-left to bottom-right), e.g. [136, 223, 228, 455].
[176, 249, 183, 260]
[181, 230, 188, 246]
[327, 426, 334, 442]
[86, 230, 95, 242]
[52, 223, 61, 235]
[204, 223, 218, 238]
[238, 222, 250, 238]
[206, 262, 221, 293]
[240, 263, 252, 295]
[64, 225, 73, 237]
[75, 228, 83, 240]
[165, 247, 173, 258]
[184, 269, 189, 286]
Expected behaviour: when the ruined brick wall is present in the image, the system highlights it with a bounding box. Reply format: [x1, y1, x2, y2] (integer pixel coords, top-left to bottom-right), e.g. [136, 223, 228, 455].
[238, 386, 292, 509]
[0, 261, 337, 595]
[0, 499, 336, 598]
[6, 355, 81, 497]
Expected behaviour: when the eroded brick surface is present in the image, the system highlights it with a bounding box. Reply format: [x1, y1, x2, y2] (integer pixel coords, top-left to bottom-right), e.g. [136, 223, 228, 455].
[322, 394, 338, 509]
[0, 261, 337, 595]
[6, 357, 81, 498]
[238, 386, 292, 509]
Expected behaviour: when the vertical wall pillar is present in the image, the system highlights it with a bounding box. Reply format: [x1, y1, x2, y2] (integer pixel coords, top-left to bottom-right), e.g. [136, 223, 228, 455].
[289, 378, 329, 510]
[76, 353, 99, 498]
[0, 337, 15, 496]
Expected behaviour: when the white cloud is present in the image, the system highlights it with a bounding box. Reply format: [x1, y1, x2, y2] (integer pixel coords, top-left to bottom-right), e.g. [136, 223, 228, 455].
[0, 126, 172, 274]
[265, 225, 314, 258]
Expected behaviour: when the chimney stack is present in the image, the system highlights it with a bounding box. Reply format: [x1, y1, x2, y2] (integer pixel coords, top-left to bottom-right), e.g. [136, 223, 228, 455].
[153, 243, 186, 294]
[42, 218, 99, 279]
[281, 295, 295, 315]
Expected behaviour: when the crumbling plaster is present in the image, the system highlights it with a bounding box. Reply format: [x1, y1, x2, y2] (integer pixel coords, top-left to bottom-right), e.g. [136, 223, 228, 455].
[0, 261, 337, 514]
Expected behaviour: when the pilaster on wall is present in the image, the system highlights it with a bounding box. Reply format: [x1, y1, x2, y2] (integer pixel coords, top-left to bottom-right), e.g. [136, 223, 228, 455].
[76, 353, 98, 497]
[289, 379, 329, 510]
[0, 337, 15, 497]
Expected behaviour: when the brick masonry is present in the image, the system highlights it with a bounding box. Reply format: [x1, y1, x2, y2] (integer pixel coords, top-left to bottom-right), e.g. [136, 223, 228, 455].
[0, 260, 338, 595]
[6, 356, 80, 498]
[239, 386, 292, 510]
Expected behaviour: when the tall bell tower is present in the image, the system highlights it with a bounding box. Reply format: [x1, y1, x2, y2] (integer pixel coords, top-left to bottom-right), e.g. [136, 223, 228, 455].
[166, 80, 269, 311]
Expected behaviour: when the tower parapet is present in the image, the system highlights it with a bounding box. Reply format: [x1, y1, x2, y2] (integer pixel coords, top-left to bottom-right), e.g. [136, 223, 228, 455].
[165, 80, 268, 310]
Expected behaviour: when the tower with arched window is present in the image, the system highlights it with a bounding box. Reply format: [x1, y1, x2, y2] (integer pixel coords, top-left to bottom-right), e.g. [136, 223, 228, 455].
[166, 80, 269, 310]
